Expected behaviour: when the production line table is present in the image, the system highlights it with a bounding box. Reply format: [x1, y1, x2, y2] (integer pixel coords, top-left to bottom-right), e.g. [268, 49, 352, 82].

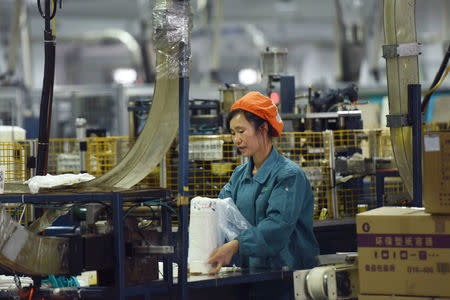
[13, 269, 293, 299]
[0, 188, 357, 299]
[0, 189, 174, 300]
[0, 189, 296, 300]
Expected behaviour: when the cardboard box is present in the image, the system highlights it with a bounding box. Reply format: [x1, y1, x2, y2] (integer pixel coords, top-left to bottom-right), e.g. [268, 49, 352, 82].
[357, 207, 450, 297]
[423, 131, 450, 214]
[359, 295, 450, 300]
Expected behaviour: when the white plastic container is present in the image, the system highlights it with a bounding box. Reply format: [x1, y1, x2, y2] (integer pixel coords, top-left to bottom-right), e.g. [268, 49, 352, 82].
[0, 126, 26, 141]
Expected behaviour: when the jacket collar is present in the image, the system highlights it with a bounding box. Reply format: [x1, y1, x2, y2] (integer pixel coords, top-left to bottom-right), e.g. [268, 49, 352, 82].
[243, 147, 279, 184]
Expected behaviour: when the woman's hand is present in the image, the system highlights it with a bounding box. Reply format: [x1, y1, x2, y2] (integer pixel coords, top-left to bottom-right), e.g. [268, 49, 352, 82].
[207, 240, 239, 275]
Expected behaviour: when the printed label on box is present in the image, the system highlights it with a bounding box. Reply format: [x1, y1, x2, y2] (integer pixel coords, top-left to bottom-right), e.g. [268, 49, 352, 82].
[357, 207, 450, 297]
[358, 233, 450, 248]
[424, 134, 440, 152]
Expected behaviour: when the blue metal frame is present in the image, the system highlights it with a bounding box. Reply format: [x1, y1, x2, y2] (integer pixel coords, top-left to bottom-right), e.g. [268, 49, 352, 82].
[0, 191, 173, 300]
[177, 22, 190, 299]
[112, 193, 126, 300]
[376, 84, 423, 208]
[161, 204, 173, 289]
[408, 84, 422, 207]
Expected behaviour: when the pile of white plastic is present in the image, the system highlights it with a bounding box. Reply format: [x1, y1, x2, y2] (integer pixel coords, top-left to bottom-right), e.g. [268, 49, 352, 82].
[0, 275, 32, 289]
[24, 173, 95, 193]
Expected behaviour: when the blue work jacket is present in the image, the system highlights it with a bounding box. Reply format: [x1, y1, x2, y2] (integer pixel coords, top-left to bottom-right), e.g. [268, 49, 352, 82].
[219, 147, 319, 270]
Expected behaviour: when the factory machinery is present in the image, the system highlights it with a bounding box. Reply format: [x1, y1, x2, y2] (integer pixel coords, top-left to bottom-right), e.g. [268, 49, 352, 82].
[0, 0, 194, 298]
[0, 0, 429, 299]
[0, 189, 177, 299]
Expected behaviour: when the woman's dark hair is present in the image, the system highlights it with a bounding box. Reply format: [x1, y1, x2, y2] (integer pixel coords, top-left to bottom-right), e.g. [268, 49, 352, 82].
[226, 109, 276, 137]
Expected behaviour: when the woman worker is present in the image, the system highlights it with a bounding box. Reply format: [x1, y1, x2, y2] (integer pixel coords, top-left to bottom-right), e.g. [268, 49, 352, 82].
[208, 91, 319, 281]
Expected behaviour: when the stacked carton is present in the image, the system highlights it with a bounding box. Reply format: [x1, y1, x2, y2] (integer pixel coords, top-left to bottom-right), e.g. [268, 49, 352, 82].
[357, 130, 450, 299]
[422, 130, 450, 213]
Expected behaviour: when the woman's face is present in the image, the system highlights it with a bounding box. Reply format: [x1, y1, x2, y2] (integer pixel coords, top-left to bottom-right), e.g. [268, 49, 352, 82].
[229, 112, 264, 157]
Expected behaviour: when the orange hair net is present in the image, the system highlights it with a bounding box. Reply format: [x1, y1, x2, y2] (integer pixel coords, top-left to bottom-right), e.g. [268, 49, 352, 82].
[231, 91, 283, 137]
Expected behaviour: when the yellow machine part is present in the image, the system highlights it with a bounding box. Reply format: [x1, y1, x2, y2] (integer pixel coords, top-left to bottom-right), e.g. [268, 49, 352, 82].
[383, 0, 419, 198]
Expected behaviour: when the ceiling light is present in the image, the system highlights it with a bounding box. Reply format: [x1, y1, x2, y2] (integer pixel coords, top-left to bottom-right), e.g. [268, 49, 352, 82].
[113, 68, 137, 85]
[238, 68, 260, 86]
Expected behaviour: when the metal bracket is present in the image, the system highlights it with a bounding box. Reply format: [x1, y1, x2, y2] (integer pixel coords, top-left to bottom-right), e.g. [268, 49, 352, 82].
[134, 245, 174, 255]
[177, 194, 190, 206]
[316, 253, 358, 266]
[382, 42, 421, 58]
[293, 270, 312, 300]
[386, 114, 410, 128]
[386, 112, 424, 128]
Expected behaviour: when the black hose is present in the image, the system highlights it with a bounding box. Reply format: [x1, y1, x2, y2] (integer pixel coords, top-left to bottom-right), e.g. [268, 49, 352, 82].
[421, 43, 450, 112]
[36, 0, 56, 175]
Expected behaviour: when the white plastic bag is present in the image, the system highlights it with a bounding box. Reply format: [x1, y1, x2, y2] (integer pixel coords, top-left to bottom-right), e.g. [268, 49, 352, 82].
[188, 196, 250, 274]
[216, 197, 251, 246]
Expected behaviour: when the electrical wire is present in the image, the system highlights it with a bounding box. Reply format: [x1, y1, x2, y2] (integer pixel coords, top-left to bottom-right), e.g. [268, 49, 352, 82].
[353, 97, 370, 105]
[36, 0, 59, 176]
[197, 124, 218, 132]
[30, 201, 110, 210]
[123, 199, 160, 219]
[421, 43, 450, 112]
[157, 202, 179, 220]
[135, 229, 151, 246]
[123, 199, 179, 221]
[14, 271, 44, 300]
[421, 65, 450, 98]
[135, 113, 148, 120]
[18, 205, 26, 224]
[123, 199, 180, 220]
[148, 204, 156, 221]
[138, 205, 156, 229]
[123, 204, 142, 219]
[123, 199, 178, 248]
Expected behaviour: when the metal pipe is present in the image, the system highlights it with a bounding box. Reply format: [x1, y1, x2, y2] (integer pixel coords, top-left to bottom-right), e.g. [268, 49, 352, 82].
[20, 2, 33, 89]
[115, 83, 129, 137]
[6, 0, 23, 76]
[210, 0, 223, 76]
[160, 155, 167, 188]
[75, 117, 87, 173]
[327, 130, 338, 219]
[56, 29, 144, 74]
